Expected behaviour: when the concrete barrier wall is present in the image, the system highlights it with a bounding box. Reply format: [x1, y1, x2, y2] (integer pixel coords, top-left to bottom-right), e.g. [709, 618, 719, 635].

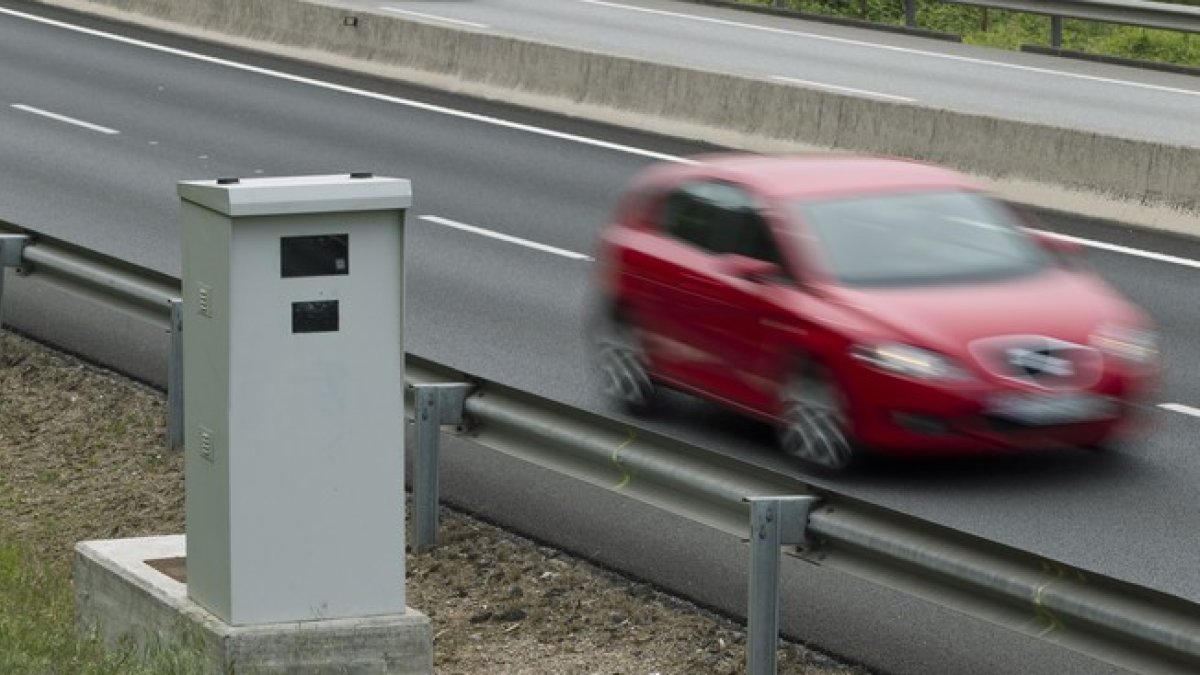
[39, 0, 1200, 214]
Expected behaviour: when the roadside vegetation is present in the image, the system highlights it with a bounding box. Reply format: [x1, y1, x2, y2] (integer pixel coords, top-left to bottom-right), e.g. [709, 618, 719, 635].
[0, 332, 203, 674]
[0, 540, 209, 673]
[744, 0, 1200, 67]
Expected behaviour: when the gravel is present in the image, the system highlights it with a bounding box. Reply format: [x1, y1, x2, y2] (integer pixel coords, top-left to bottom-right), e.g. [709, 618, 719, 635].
[0, 329, 868, 674]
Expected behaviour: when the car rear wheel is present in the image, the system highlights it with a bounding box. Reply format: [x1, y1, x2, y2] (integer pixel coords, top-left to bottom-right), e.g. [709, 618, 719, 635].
[595, 317, 659, 416]
[777, 364, 859, 472]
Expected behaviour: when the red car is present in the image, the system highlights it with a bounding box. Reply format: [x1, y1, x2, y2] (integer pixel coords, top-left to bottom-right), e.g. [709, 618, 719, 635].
[591, 154, 1159, 471]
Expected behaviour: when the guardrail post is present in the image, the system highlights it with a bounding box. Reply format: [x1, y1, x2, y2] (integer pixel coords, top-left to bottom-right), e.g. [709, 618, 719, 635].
[746, 495, 819, 675]
[167, 299, 184, 451]
[1050, 15, 1064, 48]
[0, 235, 30, 360]
[411, 382, 473, 552]
[904, 0, 918, 27]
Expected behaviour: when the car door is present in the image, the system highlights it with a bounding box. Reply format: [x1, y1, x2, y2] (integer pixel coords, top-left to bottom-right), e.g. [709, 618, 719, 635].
[635, 181, 798, 408]
[697, 190, 801, 413]
[629, 182, 731, 391]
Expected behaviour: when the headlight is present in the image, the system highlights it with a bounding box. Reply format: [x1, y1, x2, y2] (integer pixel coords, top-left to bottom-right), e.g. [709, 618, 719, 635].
[1091, 324, 1159, 365]
[850, 343, 971, 380]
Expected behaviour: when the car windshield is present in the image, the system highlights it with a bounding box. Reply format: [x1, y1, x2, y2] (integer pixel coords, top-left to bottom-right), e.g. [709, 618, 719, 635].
[793, 190, 1049, 287]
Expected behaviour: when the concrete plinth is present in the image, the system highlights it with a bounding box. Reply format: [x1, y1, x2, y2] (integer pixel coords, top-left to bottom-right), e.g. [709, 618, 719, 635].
[74, 536, 432, 674]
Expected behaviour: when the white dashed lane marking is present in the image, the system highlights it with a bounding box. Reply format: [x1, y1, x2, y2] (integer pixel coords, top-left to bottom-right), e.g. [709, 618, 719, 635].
[379, 7, 489, 29]
[11, 103, 119, 135]
[772, 76, 915, 103]
[420, 215, 593, 261]
[1160, 403, 1200, 419]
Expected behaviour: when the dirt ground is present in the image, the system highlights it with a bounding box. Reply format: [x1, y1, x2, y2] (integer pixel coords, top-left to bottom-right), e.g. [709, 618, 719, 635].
[0, 329, 867, 674]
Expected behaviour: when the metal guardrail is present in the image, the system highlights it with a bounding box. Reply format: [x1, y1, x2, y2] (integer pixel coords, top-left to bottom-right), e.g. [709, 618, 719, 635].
[4, 227, 1200, 673]
[943, 0, 1200, 32]
[0, 228, 183, 448]
[942, 0, 1200, 48]
[768, 0, 1200, 51]
[406, 356, 1200, 674]
[0, 228, 179, 326]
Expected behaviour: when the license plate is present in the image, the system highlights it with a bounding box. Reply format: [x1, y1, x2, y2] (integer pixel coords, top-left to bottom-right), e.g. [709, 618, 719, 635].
[987, 392, 1116, 426]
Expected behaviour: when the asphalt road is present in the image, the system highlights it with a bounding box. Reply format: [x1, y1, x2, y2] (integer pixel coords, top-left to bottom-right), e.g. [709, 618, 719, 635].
[326, 0, 1200, 147]
[1, 3, 1198, 673]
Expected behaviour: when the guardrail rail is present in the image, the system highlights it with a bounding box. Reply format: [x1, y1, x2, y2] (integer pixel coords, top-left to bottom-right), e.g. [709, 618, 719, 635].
[767, 0, 1200, 58]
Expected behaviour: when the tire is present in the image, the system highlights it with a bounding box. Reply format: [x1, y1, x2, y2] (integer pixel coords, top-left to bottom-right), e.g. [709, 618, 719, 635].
[777, 362, 859, 472]
[594, 316, 659, 416]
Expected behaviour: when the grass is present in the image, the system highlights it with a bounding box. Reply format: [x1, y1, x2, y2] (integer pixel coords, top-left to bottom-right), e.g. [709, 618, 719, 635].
[739, 0, 1200, 68]
[0, 331, 201, 674]
[0, 540, 208, 674]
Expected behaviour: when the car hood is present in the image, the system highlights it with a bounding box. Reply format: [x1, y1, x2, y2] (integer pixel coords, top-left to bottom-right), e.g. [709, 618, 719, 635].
[825, 268, 1136, 355]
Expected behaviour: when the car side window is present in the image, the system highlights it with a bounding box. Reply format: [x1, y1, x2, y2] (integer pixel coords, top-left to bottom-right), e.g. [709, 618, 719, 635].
[720, 206, 786, 268]
[661, 186, 719, 250]
[660, 181, 787, 269]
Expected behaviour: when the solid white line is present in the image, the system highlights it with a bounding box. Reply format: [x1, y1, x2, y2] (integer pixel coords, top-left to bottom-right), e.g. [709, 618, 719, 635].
[1159, 403, 1200, 419]
[772, 75, 915, 102]
[581, 0, 1200, 100]
[420, 215, 594, 261]
[379, 7, 488, 29]
[11, 104, 119, 135]
[1030, 229, 1200, 270]
[0, 6, 690, 165]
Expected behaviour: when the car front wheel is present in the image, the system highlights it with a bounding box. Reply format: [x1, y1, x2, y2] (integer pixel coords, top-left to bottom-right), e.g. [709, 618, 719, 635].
[777, 363, 859, 472]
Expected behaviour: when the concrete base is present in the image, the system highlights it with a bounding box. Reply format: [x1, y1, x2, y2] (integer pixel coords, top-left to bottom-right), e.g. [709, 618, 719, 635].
[74, 535, 432, 674]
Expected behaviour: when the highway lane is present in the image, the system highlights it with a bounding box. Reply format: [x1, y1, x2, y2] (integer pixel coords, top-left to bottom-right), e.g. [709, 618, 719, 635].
[1, 5, 1198, 671]
[326, 0, 1200, 147]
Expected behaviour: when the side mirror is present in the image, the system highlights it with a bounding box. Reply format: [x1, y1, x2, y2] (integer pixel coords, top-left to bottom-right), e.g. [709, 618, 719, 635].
[717, 254, 781, 283]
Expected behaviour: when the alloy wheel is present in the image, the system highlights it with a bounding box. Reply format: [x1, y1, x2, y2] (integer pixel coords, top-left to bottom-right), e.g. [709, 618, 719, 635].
[778, 366, 856, 472]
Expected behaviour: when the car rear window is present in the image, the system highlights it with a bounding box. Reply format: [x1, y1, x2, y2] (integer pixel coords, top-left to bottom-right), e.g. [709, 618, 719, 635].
[794, 191, 1049, 287]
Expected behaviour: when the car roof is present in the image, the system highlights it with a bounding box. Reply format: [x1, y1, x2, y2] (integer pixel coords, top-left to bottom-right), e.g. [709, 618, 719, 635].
[646, 154, 981, 201]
